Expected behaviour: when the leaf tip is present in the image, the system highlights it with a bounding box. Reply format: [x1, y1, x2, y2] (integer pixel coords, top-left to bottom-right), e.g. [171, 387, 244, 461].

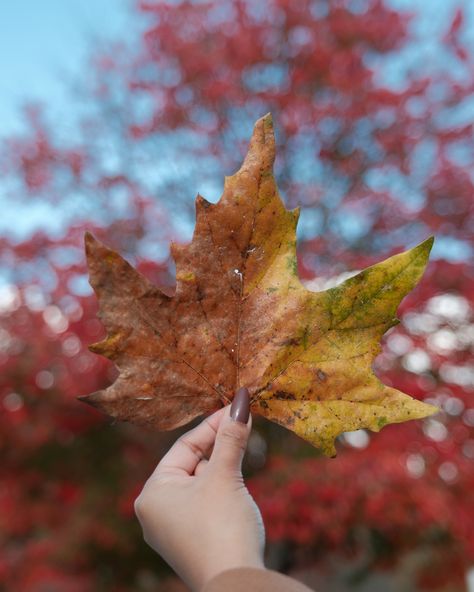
[421, 235, 435, 252]
[402, 397, 440, 424]
[84, 231, 103, 261]
[243, 113, 276, 171]
[88, 341, 104, 355]
[424, 402, 441, 418]
[415, 236, 435, 261]
[196, 193, 213, 211]
[84, 230, 98, 245]
[257, 112, 274, 140]
[261, 111, 273, 127]
[77, 391, 104, 410]
[404, 236, 435, 280]
[292, 207, 301, 224]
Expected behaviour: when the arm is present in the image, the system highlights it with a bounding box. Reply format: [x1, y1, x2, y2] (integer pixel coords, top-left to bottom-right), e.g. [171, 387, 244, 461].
[134, 388, 313, 591]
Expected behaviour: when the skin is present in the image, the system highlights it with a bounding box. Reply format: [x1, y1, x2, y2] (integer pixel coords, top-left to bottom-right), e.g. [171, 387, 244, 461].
[134, 404, 265, 591]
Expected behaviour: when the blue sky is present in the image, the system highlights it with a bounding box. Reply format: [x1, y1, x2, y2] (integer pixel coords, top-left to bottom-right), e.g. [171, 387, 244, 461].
[0, 0, 136, 135]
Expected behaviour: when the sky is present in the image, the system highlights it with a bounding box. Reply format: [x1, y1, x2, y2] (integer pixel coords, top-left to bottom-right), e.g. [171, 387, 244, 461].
[0, 0, 136, 135]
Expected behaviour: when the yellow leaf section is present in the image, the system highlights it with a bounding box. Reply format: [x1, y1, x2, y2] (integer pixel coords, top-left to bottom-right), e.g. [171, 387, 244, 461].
[248, 238, 438, 456]
[256, 387, 434, 457]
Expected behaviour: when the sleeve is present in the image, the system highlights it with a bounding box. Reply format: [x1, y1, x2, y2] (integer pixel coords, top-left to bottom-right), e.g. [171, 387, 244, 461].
[202, 567, 314, 592]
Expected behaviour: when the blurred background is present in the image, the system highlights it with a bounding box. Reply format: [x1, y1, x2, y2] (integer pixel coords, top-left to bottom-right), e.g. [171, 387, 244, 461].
[1, 0, 473, 590]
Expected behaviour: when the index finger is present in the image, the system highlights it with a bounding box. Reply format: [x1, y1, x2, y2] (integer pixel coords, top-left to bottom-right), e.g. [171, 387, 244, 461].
[152, 406, 226, 477]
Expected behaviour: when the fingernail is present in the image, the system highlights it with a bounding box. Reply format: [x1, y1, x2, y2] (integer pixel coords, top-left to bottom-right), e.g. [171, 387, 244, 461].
[230, 387, 250, 423]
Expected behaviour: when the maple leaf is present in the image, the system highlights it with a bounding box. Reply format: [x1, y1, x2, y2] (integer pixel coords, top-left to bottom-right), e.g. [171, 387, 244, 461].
[79, 114, 438, 456]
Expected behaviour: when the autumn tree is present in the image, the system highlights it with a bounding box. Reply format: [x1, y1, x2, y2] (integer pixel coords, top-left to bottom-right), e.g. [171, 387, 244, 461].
[1, 1, 473, 590]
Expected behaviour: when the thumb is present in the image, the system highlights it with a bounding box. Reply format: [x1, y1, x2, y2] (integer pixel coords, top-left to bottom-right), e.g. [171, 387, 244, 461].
[209, 387, 251, 475]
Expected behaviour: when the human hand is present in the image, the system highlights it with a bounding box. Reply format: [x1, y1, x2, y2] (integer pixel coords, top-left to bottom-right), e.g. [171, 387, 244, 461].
[134, 387, 266, 591]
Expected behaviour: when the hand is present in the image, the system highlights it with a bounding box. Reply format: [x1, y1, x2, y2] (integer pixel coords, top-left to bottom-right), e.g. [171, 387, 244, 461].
[134, 388, 266, 591]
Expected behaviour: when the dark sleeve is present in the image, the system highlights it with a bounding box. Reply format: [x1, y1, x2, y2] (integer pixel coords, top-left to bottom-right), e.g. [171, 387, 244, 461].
[203, 567, 314, 592]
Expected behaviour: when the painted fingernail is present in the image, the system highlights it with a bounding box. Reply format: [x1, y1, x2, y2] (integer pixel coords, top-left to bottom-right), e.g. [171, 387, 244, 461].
[230, 387, 250, 423]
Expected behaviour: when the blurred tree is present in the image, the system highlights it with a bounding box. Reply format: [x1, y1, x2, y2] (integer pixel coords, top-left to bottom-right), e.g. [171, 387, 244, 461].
[0, 0, 473, 590]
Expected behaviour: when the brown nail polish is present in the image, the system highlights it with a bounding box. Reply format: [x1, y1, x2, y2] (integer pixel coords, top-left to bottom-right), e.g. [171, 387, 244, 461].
[230, 387, 250, 423]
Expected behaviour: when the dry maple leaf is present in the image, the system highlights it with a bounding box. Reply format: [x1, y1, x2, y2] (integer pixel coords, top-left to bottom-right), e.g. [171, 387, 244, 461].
[79, 114, 438, 456]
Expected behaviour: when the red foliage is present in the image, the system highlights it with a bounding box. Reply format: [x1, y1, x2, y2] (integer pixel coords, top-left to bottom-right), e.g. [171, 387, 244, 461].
[2, 106, 85, 195]
[1, 0, 473, 589]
